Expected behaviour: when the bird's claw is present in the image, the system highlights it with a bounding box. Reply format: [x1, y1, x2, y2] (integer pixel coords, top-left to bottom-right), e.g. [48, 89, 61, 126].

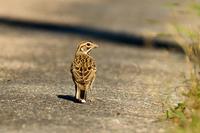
[80, 99, 86, 103]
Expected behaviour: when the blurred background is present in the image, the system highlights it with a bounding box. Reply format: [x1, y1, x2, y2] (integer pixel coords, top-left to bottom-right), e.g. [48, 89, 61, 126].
[1, 0, 199, 37]
[0, 0, 181, 33]
[0, 0, 200, 133]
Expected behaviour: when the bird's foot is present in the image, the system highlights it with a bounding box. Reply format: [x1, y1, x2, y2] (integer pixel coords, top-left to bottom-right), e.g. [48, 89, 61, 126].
[75, 99, 86, 103]
[80, 99, 86, 103]
[75, 98, 86, 103]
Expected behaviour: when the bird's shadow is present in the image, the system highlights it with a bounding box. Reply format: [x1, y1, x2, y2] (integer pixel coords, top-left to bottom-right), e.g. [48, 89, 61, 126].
[57, 95, 76, 102]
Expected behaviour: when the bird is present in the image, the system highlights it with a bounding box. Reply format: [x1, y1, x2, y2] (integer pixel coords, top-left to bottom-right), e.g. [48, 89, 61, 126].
[70, 41, 98, 103]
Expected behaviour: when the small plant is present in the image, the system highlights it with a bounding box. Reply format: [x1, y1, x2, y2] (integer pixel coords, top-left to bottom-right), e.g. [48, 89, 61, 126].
[167, 25, 200, 132]
[166, 103, 187, 126]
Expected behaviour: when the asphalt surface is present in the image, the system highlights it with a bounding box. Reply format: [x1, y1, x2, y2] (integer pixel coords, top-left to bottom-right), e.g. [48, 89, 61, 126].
[0, 0, 194, 132]
[0, 25, 187, 133]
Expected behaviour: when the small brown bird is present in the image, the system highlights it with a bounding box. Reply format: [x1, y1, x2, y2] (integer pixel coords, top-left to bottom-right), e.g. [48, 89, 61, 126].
[71, 41, 98, 103]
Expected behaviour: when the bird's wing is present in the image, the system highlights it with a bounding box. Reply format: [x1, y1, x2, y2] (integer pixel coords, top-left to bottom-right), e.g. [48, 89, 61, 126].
[71, 54, 96, 84]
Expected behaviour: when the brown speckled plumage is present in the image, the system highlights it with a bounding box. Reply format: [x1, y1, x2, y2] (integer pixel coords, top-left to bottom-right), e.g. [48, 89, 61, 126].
[71, 42, 98, 103]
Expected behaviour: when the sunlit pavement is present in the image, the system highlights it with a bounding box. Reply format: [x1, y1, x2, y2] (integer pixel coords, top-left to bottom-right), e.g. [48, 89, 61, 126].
[0, 0, 193, 132]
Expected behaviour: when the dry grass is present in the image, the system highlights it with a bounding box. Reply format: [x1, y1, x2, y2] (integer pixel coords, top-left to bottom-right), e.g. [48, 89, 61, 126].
[166, 25, 200, 132]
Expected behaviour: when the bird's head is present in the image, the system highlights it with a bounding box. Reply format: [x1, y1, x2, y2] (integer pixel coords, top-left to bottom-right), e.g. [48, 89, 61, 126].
[76, 41, 98, 54]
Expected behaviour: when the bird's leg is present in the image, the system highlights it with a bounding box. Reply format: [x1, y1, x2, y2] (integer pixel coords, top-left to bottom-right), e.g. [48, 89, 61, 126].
[80, 90, 84, 99]
[75, 86, 81, 102]
[82, 90, 87, 101]
[80, 90, 86, 103]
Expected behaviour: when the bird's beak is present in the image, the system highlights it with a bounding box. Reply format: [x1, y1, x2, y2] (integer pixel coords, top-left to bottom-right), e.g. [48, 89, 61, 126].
[93, 44, 99, 48]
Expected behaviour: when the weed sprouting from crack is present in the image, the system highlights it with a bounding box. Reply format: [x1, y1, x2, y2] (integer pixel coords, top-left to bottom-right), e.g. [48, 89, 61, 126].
[166, 25, 200, 132]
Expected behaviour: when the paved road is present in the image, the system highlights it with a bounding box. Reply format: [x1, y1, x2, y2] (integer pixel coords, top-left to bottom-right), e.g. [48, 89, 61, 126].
[0, 0, 192, 132]
[0, 25, 186, 133]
